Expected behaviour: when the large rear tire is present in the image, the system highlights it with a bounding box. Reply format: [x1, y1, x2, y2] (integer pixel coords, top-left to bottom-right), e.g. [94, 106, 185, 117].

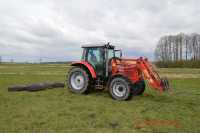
[109, 77, 132, 101]
[67, 67, 90, 94]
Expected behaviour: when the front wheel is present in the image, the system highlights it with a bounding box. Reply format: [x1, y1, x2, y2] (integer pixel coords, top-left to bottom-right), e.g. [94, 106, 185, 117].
[109, 77, 132, 100]
[67, 67, 90, 94]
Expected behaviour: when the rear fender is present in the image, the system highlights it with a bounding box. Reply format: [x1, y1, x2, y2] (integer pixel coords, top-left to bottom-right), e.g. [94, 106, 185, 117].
[71, 61, 97, 79]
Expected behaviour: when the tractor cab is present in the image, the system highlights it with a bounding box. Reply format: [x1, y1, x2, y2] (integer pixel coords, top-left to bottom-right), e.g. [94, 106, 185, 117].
[81, 43, 121, 78]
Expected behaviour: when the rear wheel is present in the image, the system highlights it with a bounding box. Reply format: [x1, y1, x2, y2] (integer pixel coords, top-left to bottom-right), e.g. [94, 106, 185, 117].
[109, 77, 132, 100]
[67, 67, 90, 94]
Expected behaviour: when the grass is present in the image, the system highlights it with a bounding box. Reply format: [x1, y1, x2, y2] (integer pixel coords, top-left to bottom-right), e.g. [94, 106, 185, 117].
[0, 64, 200, 133]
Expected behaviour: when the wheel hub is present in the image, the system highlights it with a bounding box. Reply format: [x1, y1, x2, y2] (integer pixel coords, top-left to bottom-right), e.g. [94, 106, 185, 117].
[70, 72, 85, 90]
[113, 83, 127, 97]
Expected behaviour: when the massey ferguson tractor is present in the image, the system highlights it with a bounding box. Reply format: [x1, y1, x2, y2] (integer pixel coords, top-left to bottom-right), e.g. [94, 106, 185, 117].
[67, 43, 169, 100]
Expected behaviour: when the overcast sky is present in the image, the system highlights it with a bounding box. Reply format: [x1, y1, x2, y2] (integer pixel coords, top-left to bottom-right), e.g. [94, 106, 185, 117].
[0, 0, 200, 62]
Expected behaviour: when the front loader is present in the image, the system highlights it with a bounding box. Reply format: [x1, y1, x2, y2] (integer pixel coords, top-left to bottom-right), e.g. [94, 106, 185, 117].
[67, 43, 170, 100]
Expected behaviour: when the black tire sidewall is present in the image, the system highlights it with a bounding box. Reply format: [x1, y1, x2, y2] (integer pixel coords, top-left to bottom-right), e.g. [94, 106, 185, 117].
[109, 77, 132, 100]
[137, 80, 145, 95]
[132, 80, 145, 95]
[67, 67, 89, 94]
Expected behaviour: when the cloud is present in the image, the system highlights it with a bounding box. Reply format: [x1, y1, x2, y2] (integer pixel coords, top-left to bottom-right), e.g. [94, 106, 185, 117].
[0, 0, 199, 62]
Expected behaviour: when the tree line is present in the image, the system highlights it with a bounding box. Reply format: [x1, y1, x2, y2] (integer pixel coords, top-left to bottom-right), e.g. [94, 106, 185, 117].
[155, 33, 200, 62]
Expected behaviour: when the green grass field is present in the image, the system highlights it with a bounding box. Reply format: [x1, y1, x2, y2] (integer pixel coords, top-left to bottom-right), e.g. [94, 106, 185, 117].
[0, 64, 200, 133]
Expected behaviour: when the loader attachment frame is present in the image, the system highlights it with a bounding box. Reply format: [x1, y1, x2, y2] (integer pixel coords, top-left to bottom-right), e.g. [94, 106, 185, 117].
[137, 57, 170, 92]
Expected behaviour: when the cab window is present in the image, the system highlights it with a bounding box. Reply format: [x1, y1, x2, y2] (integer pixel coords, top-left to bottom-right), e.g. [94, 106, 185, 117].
[108, 49, 114, 59]
[87, 48, 104, 67]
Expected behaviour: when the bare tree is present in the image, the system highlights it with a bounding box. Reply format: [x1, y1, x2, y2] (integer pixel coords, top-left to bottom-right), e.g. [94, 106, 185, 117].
[155, 33, 200, 61]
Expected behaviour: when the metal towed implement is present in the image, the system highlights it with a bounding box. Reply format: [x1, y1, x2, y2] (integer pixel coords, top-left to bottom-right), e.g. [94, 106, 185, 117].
[67, 43, 171, 100]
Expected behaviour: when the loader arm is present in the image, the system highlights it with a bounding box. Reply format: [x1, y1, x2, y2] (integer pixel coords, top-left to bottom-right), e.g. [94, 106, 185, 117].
[137, 57, 169, 92]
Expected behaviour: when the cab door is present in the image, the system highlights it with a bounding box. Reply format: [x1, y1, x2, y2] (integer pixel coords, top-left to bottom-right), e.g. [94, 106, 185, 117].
[86, 48, 105, 77]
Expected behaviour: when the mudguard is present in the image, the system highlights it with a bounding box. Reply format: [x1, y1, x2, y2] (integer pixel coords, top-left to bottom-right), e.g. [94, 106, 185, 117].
[71, 61, 97, 78]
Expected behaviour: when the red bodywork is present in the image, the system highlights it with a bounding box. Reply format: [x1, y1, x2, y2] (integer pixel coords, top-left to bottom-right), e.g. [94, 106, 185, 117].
[111, 58, 142, 83]
[72, 61, 97, 78]
[111, 57, 166, 92]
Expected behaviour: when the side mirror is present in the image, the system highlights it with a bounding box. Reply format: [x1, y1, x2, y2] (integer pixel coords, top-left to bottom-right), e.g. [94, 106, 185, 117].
[114, 49, 122, 58]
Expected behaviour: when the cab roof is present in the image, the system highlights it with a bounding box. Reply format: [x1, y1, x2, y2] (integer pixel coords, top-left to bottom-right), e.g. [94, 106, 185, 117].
[81, 43, 115, 49]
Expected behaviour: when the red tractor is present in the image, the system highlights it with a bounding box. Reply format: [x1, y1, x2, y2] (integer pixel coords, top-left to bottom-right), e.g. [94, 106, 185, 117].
[67, 43, 169, 100]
